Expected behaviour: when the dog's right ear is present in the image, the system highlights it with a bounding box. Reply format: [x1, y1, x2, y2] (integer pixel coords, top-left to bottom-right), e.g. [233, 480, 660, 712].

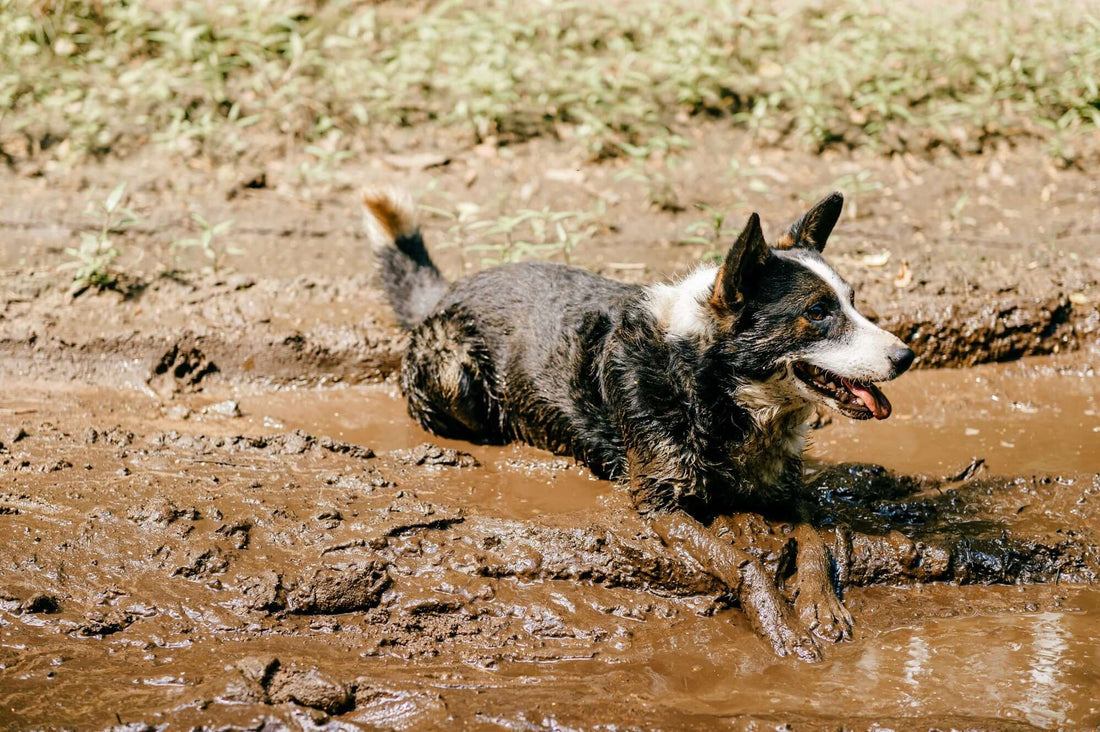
[776, 191, 843, 252]
[710, 212, 769, 317]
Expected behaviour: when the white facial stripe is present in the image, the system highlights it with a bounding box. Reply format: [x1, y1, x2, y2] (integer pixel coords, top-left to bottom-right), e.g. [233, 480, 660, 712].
[645, 265, 718, 339]
[803, 328, 903, 381]
[780, 250, 906, 381]
[780, 250, 853, 308]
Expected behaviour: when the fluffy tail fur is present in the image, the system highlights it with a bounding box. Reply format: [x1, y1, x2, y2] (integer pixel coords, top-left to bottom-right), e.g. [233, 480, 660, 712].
[362, 187, 449, 330]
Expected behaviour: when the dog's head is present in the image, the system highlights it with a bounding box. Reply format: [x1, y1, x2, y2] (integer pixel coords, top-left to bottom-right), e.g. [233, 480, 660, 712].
[653, 192, 914, 421]
[714, 192, 914, 420]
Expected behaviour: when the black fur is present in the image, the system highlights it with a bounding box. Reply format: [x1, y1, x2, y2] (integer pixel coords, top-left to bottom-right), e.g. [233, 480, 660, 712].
[372, 192, 908, 522]
[375, 228, 450, 330]
[778, 191, 844, 252]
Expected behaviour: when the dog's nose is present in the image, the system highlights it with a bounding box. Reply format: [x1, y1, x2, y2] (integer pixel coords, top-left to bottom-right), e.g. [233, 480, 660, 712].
[890, 347, 915, 375]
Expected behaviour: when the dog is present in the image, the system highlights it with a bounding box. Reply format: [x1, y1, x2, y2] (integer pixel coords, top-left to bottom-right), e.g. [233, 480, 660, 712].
[364, 188, 915, 661]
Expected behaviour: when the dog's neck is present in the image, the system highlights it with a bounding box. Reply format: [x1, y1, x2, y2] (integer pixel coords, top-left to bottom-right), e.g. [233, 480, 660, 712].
[638, 274, 817, 498]
[733, 397, 813, 491]
[644, 265, 718, 340]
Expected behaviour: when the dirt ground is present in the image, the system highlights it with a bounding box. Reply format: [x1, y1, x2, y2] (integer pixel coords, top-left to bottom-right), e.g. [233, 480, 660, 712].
[1, 121, 1099, 731]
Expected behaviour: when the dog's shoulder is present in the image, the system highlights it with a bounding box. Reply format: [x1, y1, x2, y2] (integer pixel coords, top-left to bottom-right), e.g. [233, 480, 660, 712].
[601, 276, 809, 516]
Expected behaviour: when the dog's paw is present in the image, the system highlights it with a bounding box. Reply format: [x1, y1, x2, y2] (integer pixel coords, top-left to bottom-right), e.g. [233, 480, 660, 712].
[768, 615, 821, 662]
[736, 556, 822, 662]
[795, 586, 853, 643]
[751, 593, 821, 661]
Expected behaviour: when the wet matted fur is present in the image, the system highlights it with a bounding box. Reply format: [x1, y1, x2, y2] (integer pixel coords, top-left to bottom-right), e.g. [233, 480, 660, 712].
[365, 187, 913, 520]
[364, 186, 916, 660]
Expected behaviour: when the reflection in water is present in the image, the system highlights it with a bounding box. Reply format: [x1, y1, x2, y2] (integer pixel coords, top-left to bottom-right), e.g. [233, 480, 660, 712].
[635, 603, 1097, 727]
[1023, 613, 1070, 728]
[854, 643, 880, 706]
[901, 634, 930, 709]
[868, 614, 1079, 727]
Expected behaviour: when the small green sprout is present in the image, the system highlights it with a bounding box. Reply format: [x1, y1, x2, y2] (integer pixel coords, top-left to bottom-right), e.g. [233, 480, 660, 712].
[173, 214, 240, 274]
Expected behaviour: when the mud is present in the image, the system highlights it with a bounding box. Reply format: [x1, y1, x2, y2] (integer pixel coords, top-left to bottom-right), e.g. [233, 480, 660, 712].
[0, 357, 1097, 730]
[1, 120, 1099, 729]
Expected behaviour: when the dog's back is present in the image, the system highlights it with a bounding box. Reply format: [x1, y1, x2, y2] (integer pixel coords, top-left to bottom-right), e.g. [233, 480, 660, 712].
[364, 189, 636, 470]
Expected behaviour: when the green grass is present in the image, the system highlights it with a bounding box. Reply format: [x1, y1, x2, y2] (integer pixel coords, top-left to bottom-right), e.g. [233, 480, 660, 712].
[2, 0, 1098, 165]
[61, 182, 139, 293]
[172, 213, 239, 274]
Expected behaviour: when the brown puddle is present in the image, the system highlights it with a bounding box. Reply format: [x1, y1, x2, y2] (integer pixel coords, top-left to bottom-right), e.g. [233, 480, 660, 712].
[239, 384, 610, 521]
[244, 354, 1100, 484]
[0, 355, 1098, 730]
[810, 355, 1100, 476]
[491, 586, 1100, 729]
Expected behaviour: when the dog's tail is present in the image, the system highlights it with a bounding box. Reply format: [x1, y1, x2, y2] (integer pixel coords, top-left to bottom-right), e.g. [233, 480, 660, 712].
[362, 187, 449, 330]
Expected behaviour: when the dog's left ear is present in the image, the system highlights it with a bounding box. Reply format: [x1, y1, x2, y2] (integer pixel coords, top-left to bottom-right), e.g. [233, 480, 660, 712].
[710, 212, 769, 317]
[776, 191, 844, 252]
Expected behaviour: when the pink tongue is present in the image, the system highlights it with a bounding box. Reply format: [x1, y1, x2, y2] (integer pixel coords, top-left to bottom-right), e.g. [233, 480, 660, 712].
[841, 378, 892, 420]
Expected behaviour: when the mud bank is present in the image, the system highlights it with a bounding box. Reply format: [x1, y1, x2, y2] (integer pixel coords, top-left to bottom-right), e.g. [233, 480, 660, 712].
[1, 271, 1096, 391]
[1, 371, 1098, 730]
[2, 132, 1099, 389]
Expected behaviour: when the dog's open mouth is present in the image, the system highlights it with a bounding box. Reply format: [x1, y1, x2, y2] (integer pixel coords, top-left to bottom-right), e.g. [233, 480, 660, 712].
[793, 362, 892, 420]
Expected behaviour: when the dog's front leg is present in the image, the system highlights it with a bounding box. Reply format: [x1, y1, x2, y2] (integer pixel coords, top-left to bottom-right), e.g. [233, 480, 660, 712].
[791, 505, 853, 643]
[712, 502, 852, 642]
[650, 511, 820, 662]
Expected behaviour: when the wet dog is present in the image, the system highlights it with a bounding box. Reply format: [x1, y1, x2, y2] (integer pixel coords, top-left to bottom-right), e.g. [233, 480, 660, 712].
[365, 189, 915, 660]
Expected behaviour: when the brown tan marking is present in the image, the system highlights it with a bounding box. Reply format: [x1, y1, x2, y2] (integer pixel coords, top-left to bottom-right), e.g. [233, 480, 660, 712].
[363, 194, 400, 239]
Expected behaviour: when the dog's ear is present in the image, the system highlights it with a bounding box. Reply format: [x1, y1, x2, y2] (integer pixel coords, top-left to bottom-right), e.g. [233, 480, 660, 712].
[710, 212, 769, 316]
[776, 191, 843, 252]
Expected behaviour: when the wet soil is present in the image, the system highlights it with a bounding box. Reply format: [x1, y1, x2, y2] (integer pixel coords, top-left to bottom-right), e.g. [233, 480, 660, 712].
[1, 125, 1099, 730]
[1, 128, 1098, 390]
[1, 357, 1098, 731]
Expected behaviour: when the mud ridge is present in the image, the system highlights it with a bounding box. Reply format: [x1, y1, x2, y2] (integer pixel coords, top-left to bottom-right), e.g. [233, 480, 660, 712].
[1, 275, 1096, 389]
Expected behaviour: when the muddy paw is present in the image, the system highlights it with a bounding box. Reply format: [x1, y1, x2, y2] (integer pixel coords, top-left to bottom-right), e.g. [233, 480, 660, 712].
[752, 593, 821, 662]
[736, 557, 821, 662]
[769, 616, 821, 662]
[795, 587, 853, 643]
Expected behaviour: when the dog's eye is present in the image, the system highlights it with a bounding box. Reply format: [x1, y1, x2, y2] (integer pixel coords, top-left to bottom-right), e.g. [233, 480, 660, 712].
[806, 303, 828, 321]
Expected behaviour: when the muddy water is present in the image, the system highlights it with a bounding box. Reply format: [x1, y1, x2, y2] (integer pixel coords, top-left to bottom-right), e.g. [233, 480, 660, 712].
[811, 355, 1100, 476]
[247, 355, 1100, 483]
[491, 586, 1100, 729]
[1, 356, 1098, 730]
[230, 357, 1100, 727]
[241, 384, 611, 521]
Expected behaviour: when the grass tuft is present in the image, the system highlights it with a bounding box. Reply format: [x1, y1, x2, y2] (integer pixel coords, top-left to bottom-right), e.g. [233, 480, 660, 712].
[61, 182, 139, 293]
